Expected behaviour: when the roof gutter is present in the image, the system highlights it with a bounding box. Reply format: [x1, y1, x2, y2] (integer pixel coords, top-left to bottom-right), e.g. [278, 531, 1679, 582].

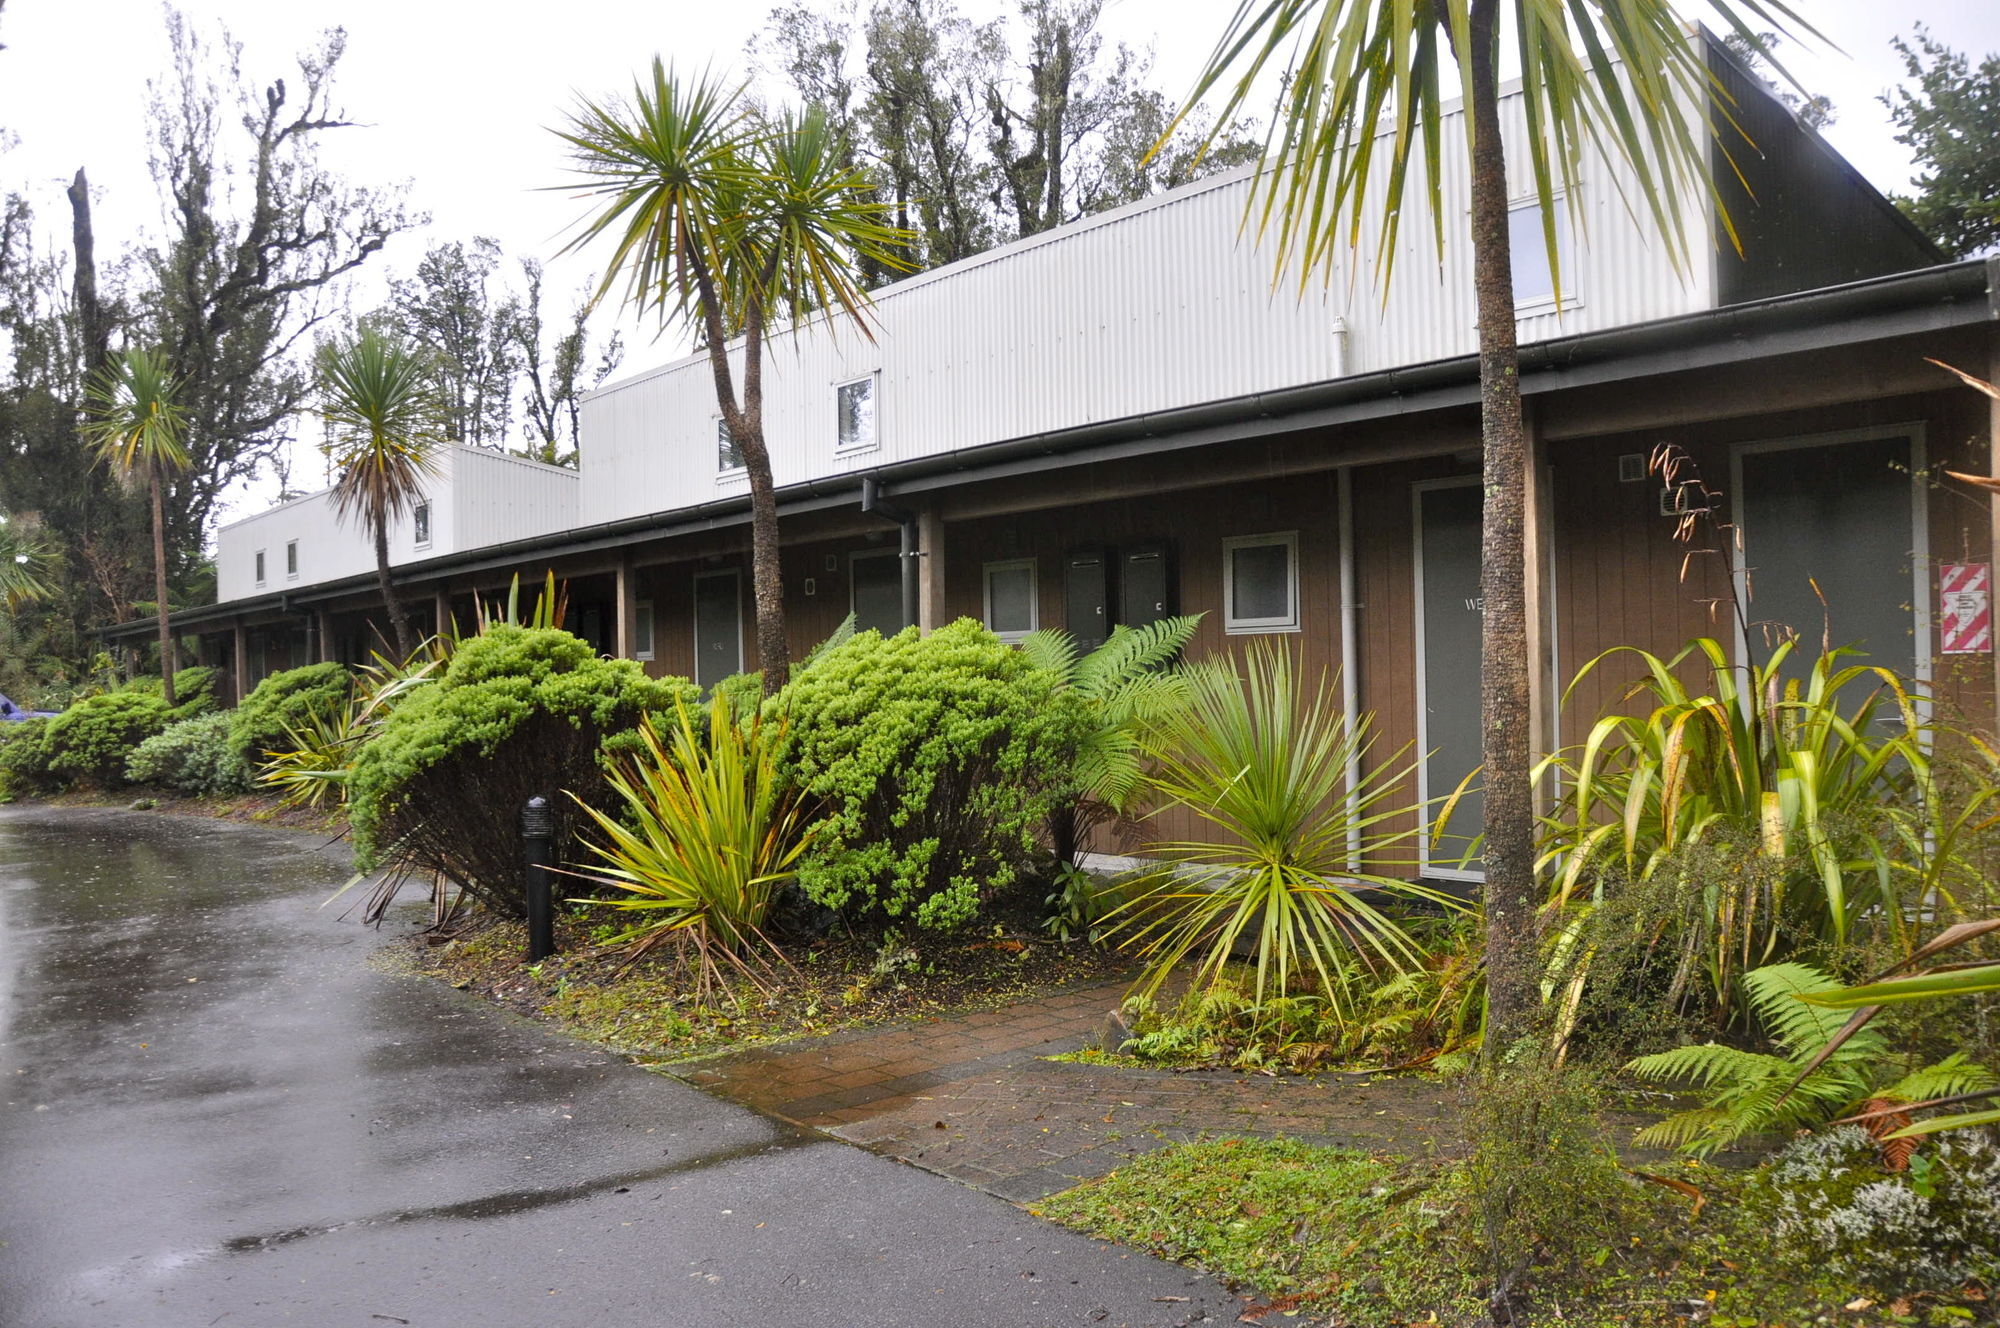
[106, 258, 1994, 643]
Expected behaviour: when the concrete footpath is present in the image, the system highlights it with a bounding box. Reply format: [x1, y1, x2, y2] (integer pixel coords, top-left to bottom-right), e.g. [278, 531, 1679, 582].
[0, 808, 1240, 1328]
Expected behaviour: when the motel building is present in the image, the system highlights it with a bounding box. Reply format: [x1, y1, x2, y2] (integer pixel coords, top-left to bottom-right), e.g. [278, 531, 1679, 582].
[109, 34, 2000, 877]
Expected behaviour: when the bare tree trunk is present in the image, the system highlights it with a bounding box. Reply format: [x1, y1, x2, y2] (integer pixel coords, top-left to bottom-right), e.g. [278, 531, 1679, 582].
[1467, 0, 1538, 1058]
[67, 168, 111, 378]
[150, 470, 177, 708]
[375, 520, 413, 660]
[737, 302, 791, 698]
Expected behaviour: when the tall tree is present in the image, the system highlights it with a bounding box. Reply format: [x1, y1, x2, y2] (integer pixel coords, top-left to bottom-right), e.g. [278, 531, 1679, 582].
[144, 12, 411, 580]
[81, 349, 191, 705]
[1185, 0, 1811, 1063]
[318, 329, 446, 660]
[513, 258, 623, 468]
[557, 63, 909, 694]
[1884, 25, 2000, 259]
[380, 238, 522, 447]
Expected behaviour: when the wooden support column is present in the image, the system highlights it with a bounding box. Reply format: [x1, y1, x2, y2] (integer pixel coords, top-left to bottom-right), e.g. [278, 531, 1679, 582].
[231, 622, 249, 705]
[1523, 405, 1557, 813]
[917, 505, 948, 632]
[316, 609, 335, 663]
[614, 557, 639, 658]
[1989, 336, 2000, 731]
[433, 586, 453, 642]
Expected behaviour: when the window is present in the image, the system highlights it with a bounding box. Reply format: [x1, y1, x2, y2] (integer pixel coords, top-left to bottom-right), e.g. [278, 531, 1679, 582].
[1507, 198, 1574, 310]
[413, 500, 432, 548]
[285, 540, 299, 579]
[253, 549, 266, 587]
[851, 549, 903, 635]
[1223, 532, 1299, 634]
[836, 375, 877, 452]
[983, 559, 1038, 641]
[633, 599, 656, 662]
[717, 418, 745, 474]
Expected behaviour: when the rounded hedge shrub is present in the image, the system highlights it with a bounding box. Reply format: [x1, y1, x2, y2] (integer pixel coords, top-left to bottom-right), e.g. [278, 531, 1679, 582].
[0, 716, 55, 798]
[125, 711, 253, 798]
[122, 666, 223, 721]
[229, 662, 353, 767]
[39, 691, 172, 787]
[348, 626, 697, 917]
[772, 618, 1086, 930]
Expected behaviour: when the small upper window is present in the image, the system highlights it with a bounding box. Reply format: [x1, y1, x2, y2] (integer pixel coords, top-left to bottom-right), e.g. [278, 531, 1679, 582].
[254, 549, 266, 587]
[717, 418, 745, 474]
[1223, 533, 1299, 634]
[413, 500, 432, 547]
[836, 376, 877, 452]
[1507, 198, 1573, 310]
[285, 540, 299, 578]
[633, 599, 656, 662]
[983, 559, 1038, 641]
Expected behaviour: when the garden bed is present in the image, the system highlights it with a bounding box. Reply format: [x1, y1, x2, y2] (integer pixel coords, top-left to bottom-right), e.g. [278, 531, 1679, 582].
[393, 893, 1136, 1064]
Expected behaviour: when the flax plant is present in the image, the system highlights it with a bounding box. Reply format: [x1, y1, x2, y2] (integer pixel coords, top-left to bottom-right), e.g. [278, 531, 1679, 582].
[1539, 636, 1936, 1019]
[1110, 641, 1461, 1014]
[568, 698, 814, 997]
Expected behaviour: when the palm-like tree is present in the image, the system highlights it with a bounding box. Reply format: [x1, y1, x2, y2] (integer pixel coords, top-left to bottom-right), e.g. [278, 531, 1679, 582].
[82, 348, 191, 706]
[555, 63, 911, 695]
[318, 329, 446, 660]
[0, 516, 55, 615]
[1186, 0, 1811, 1055]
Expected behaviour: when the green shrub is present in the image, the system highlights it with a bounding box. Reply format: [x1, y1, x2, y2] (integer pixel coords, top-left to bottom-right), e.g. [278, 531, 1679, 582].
[121, 666, 223, 720]
[348, 626, 696, 917]
[772, 618, 1086, 930]
[124, 711, 252, 798]
[569, 698, 814, 994]
[229, 663, 353, 767]
[0, 716, 56, 797]
[39, 691, 172, 787]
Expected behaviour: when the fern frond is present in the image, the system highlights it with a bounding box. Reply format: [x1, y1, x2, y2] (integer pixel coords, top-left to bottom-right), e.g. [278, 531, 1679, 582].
[1017, 627, 1079, 680]
[1074, 616, 1201, 697]
[1745, 962, 1879, 1059]
[1627, 1043, 1790, 1089]
[1876, 1053, 1999, 1106]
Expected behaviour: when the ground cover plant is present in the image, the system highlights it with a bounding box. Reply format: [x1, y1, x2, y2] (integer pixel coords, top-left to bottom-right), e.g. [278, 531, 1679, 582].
[124, 710, 252, 798]
[1037, 1131, 2000, 1326]
[773, 618, 1086, 931]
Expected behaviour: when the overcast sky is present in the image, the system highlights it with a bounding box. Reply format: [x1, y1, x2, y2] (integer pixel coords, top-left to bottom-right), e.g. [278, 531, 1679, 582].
[3, 0, 1997, 523]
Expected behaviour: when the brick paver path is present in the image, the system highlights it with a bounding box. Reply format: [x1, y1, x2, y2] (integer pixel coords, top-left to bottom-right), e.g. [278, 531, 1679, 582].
[673, 979, 1464, 1203]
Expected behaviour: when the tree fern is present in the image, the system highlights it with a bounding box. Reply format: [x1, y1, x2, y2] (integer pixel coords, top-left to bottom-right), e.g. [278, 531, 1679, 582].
[1628, 961, 1987, 1157]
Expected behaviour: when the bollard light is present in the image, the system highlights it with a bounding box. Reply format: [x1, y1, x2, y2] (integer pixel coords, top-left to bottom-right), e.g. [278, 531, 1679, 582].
[520, 794, 557, 963]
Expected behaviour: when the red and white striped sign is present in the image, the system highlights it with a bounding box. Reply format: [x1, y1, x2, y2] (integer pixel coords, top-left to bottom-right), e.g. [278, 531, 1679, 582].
[1941, 562, 1991, 654]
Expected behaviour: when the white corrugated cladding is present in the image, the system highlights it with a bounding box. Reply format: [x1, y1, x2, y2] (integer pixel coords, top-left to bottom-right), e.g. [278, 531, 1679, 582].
[580, 79, 1713, 528]
[214, 447, 579, 602]
[452, 449, 580, 552]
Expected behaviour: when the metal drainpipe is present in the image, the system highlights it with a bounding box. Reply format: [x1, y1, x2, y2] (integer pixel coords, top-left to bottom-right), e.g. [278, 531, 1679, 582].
[860, 476, 920, 631]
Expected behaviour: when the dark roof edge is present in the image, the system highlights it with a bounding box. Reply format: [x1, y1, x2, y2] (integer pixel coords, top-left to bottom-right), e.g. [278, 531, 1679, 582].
[107, 257, 1995, 641]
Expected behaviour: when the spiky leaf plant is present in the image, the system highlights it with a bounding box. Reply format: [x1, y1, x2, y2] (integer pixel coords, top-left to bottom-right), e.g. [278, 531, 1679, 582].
[568, 697, 813, 997]
[1627, 961, 1995, 1158]
[1108, 640, 1461, 1014]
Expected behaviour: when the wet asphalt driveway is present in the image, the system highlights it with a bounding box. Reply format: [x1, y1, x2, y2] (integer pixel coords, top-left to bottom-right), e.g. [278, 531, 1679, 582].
[0, 808, 1234, 1327]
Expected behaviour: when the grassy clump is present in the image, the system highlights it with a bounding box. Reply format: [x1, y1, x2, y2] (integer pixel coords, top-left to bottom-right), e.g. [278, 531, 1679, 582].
[1038, 1133, 2000, 1326]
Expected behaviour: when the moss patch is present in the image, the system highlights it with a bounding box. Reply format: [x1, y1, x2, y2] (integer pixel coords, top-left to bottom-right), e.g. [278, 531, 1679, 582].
[1036, 1135, 1999, 1326]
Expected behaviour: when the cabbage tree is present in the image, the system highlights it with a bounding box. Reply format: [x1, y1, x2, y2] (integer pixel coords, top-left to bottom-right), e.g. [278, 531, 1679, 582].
[1185, 0, 1813, 1055]
[555, 63, 910, 694]
[82, 348, 191, 706]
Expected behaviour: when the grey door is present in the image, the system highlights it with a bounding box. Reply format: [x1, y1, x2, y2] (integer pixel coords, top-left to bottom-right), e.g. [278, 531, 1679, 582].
[1416, 481, 1484, 878]
[693, 571, 741, 690]
[1738, 435, 1918, 679]
[852, 551, 903, 635]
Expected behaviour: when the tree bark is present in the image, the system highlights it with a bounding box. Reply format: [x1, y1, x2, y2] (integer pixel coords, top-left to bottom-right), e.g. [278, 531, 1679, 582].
[375, 520, 413, 660]
[1467, 0, 1539, 1058]
[67, 168, 111, 378]
[150, 470, 177, 708]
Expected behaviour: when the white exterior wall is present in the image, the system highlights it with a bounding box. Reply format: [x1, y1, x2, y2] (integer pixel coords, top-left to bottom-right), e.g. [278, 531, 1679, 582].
[214, 447, 577, 602]
[579, 78, 1717, 529]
